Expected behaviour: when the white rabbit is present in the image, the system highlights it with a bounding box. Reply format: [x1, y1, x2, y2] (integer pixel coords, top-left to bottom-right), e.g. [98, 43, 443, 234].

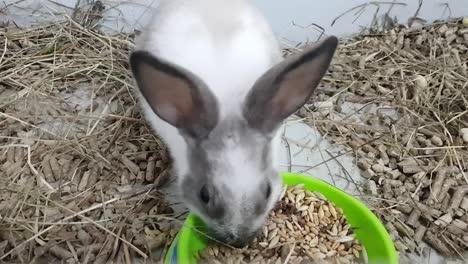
[130, 0, 338, 247]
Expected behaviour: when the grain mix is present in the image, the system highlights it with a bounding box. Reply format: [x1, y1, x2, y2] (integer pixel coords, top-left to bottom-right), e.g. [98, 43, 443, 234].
[198, 184, 365, 264]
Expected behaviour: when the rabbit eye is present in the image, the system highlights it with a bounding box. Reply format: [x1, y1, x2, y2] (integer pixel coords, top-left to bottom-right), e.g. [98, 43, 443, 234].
[265, 183, 271, 199]
[199, 185, 210, 204]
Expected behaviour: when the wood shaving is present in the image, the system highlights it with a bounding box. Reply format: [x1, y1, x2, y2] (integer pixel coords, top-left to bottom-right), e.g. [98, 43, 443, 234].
[298, 17, 468, 261]
[0, 19, 178, 264]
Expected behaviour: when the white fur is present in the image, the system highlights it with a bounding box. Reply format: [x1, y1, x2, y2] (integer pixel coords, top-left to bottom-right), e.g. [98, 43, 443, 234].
[135, 0, 283, 180]
[208, 128, 284, 234]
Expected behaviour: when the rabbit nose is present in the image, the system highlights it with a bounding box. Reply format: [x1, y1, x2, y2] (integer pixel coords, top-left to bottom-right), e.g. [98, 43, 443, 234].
[229, 239, 249, 248]
[225, 232, 257, 248]
[226, 232, 236, 240]
[222, 233, 246, 247]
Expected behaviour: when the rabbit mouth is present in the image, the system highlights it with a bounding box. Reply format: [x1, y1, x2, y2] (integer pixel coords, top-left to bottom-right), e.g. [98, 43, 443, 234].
[208, 227, 260, 249]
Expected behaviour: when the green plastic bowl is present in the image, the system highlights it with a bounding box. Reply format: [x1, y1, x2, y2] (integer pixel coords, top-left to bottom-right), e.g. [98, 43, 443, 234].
[164, 172, 398, 264]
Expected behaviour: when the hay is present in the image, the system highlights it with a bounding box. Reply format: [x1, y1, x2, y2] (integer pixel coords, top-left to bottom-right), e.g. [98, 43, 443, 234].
[298, 18, 468, 261]
[0, 20, 180, 264]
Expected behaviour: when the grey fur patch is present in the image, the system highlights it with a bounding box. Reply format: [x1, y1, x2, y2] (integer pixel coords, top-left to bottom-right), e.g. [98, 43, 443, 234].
[180, 114, 277, 227]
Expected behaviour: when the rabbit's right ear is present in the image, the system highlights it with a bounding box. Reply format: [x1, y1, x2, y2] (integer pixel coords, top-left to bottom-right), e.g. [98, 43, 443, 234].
[242, 36, 338, 133]
[130, 51, 219, 139]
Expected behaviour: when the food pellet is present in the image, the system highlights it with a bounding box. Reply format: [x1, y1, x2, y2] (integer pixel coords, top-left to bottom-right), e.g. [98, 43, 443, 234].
[199, 184, 365, 264]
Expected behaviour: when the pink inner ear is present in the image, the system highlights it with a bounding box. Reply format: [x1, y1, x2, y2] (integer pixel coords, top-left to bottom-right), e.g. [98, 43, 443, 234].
[271, 65, 320, 118]
[139, 63, 195, 126]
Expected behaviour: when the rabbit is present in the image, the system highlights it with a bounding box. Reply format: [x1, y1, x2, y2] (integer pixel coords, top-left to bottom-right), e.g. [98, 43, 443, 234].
[129, 0, 338, 248]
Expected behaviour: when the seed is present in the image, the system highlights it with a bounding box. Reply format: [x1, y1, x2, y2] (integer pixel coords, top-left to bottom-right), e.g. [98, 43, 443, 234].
[295, 192, 305, 203]
[208, 247, 214, 256]
[352, 248, 360, 258]
[212, 246, 219, 256]
[315, 192, 326, 200]
[305, 250, 315, 259]
[318, 206, 325, 218]
[309, 248, 321, 253]
[306, 196, 319, 202]
[279, 230, 288, 239]
[338, 230, 348, 237]
[337, 208, 344, 215]
[268, 223, 276, 231]
[334, 236, 355, 244]
[268, 235, 280, 248]
[199, 184, 362, 263]
[273, 218, 284, 225]
[309, 236, 319, 247]
[318, 244, 328, 253]
[329, 205, 337, 218]
[314, 252, 327, 259]
[293, 183, 305, 189]
[262, 226, 268, 238]
[332, 224, 338, 236]
[267, 228, 278, 241]
[295, 201, 302, 208]
[307, 208, 314, 219]
[291, 188, 303, 195]
[332, 242, 340, 250]
[280, 186, 287, 199]
[353, 244, 363, 251]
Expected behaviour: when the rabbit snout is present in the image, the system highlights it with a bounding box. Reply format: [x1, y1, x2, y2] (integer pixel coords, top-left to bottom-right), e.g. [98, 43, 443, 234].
[177, 118, 284, 246]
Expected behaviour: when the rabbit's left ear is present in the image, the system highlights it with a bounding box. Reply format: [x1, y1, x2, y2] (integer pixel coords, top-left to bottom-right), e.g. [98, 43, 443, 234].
[130, 50, 219, 139]
[242, 36, 338, 133]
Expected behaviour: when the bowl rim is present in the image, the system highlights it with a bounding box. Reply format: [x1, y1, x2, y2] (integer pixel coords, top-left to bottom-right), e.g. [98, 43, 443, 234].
[165, 172, 399, 264]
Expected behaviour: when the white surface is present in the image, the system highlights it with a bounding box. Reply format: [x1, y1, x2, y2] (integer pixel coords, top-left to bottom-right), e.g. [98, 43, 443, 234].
[279, 115, 362, 196]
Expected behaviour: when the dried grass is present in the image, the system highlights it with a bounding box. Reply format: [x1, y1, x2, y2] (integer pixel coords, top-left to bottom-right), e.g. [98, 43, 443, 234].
[0, 19, 180, 264]
[298, 18, 468, 261]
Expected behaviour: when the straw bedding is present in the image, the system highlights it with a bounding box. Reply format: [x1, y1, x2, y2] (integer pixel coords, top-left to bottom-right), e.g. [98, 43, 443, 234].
[298, 18, 468, 262]
[0, 21, 180, 264]
[0, 16, 467, 264]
